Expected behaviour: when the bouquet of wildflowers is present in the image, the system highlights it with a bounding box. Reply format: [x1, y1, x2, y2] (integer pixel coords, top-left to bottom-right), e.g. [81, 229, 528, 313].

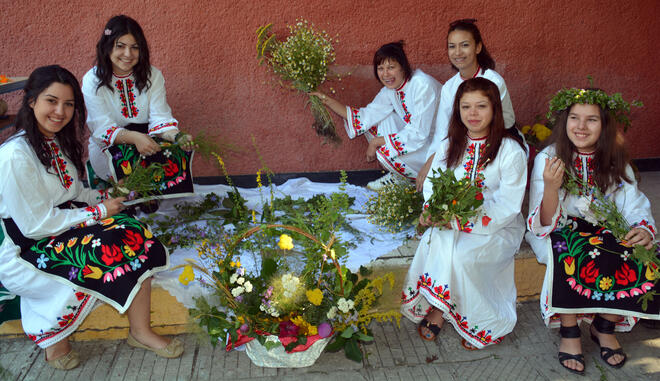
[256, 20, 340, 144]
[563, 171, 660, 310]
[365, 182, 423, 233]
[521, 122, 552, 147]
[422, 167, 486, 231]
[186, 225, 399, 362]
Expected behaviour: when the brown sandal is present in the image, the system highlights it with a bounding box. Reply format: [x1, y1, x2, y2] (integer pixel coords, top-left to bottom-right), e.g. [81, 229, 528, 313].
[417, 318, 442, 341]
[46, 349, 80, 370]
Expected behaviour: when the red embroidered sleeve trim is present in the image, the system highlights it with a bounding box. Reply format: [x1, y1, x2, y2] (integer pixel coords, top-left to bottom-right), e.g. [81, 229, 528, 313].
[101, 125, 120, 148]
[149, 122, 178, 134]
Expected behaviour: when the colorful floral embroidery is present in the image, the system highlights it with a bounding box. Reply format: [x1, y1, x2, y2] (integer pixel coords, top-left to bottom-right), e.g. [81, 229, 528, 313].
[115, 78, 139, 118]
[632, 219, 657, 236]
[30, 292, 92, 345]
[387, 134, 407, 155]
[554, 217, 654, 300]
[397, 90, 412, 124]
[571, 154, 595, 194]
[402, 272, 503, 346]
[101, 125, 120, 148]
[462, 142, 486, 187]
[349, 107, 365, 136]
[149, 122, 178, 134]
[48, 142, 73, 189]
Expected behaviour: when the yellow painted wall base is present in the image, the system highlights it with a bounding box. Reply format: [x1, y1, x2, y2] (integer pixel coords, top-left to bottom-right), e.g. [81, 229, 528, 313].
[1, 260, 547, 341]
[0, 287, 190, 341]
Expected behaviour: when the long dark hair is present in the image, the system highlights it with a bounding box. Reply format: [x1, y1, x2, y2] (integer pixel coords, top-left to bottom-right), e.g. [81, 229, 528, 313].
[447, 19, 495, 72]
[94, 15, 151, 93]
[15, 65, 86, 175]
[545, 95, 632, 192]
[445, 77, 525, 169]
[372, 41, 413, 83]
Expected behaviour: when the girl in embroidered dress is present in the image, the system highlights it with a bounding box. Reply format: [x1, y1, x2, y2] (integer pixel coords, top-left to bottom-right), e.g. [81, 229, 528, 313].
[416, 19, 519, 191]
[83, 15, 193, 200]
[401, 77, 527, 349]
[0, 66, 182, 370]
[312, 41, 441, 191]
[526, 90, 658, 374]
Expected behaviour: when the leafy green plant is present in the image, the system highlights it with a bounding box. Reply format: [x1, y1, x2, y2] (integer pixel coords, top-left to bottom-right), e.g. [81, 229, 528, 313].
[423, 167, 485, 229]
[365, 182, 423, 233]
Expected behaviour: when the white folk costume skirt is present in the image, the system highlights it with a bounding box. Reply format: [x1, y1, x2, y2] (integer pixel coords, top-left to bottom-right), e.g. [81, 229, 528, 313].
[401, 221, 523, 348]
[0, 212, 169, 348]
[345, 113, 426, 181]
[537, 216, 660, 331]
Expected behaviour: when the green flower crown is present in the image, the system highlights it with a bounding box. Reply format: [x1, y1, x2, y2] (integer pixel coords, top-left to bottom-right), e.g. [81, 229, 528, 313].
[546, 87, 643, 130]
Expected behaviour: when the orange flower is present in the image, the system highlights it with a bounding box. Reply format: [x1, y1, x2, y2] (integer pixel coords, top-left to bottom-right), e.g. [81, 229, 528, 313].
[81, 234, 94, 245]
[54, 242, 64, 254]
[82, 265, 103, 279]
[588, 236, 603, 245]
[67, 237, 78, 248]
[452, 200, 457, 205]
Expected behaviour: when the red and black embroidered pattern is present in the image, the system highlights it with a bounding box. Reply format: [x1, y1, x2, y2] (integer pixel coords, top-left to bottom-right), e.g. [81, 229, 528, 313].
[397, 90, 412, 124]
[48, 141, 73, 189]
[101, 125, 120, 148]
[115, 78, 139, 118]
[149, 122, 178, 134]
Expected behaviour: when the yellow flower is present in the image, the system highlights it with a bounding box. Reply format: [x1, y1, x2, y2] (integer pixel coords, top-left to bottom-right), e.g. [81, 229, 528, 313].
[230, 260, 241, 268]
[100, 217, 114, 226]
[143, 228, 153, 239]
[533, 124, 552, 142]
[121, 161, 132, 175]
[521, 125, 531, 134]
[306, 288, 323, 306]
[67, 237, 78, 248]
[178, 265, 195, 285]
[599, 276, 613, 291]
[330, 249, 336, 260]
[646, 264, 658, 281]
[564, 257, 575, 275]
[256, 169, 262, 188]
[83, 265, 103, 279]
[54, 242, 64, 254]
[124, 245, 136, 257]
[278, 234, 294, 250]
[252, 210, 257, 223]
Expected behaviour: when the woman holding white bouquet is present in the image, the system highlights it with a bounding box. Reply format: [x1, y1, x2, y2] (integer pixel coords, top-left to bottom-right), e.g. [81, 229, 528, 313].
[401, 77, 527, 350]
[313, 41, 441, 190]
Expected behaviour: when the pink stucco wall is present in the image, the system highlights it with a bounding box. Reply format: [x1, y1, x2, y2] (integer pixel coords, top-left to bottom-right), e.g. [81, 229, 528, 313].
[2, 0, 659, 176]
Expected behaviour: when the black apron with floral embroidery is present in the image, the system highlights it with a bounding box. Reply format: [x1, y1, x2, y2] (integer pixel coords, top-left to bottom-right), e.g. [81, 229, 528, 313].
[549, 216, 659, 315]
[107, 123, 194, 197]
[11, 212, 168, 312]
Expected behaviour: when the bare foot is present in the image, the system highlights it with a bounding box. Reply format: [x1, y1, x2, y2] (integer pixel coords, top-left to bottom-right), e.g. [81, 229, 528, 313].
[45, 339, 72, 361]
[558, 336, 584, 373]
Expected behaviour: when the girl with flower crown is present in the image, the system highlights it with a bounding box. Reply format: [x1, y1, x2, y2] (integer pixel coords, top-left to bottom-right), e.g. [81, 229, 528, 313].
[312, 41, 441, 191]
[526, 88, 658, 374]
[401, 77, 527, 350]
[82, 15, 194, 203]
[416, 19, 520, 191]
[0, 66, 182, 370]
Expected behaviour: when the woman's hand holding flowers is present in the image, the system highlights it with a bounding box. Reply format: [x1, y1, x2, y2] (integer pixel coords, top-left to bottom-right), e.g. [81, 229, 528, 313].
[624, 227, 654, 249]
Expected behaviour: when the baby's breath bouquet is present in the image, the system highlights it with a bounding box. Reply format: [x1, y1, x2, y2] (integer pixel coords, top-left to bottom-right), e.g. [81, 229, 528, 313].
[422, 167, 485, 231]
[365, 182, 423, 233]
[256, 20, 340, 144]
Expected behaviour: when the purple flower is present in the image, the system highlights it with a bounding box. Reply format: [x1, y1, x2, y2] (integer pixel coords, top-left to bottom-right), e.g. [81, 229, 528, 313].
[318, 322, 332, 338]
[127, 191, 137, 201]
[240, 323, 249, 333]
[170, 236, 179, 244]
[68, 267, 78, 280]
[235, 295, 243, 302]
[113, 152, 123, 160]
[553, 241, 568, 252]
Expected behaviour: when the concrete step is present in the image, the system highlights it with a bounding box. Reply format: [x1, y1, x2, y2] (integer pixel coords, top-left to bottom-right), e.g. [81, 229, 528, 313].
[0, 241, 544, 341]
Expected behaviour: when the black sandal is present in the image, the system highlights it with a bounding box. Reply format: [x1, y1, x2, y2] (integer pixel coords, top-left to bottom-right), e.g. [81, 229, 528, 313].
[417, 317, 442, 341]
[590, 315, 627, 369]
[558, 325, 585, 375]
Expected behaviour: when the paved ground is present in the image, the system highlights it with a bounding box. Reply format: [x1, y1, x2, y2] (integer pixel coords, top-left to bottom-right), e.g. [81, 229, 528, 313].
[1, 301, 659, 380]
[2, 172, 660, 380]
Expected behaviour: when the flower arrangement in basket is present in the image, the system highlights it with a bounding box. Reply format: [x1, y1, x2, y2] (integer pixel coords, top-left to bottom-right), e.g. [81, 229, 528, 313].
[256, 20, 340, 144]
[365, 182, 423, 233]
[422, 167, 487, 232]
[187, 224, 399, 365]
